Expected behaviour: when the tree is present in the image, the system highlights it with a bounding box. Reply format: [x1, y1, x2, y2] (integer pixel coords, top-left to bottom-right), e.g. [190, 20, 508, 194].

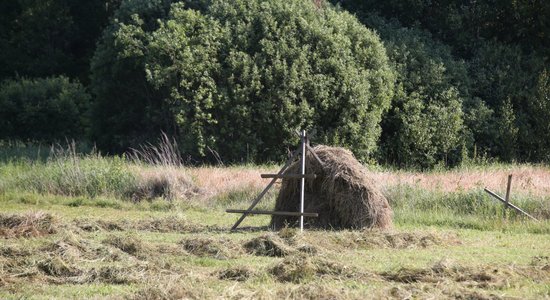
[91, 0, 395, 162]
[0, 76, 91, 141]
[357, 15, 467, 168]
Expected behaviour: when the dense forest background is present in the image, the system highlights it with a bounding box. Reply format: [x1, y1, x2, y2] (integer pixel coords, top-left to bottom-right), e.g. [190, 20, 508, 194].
[0, 0, 548, 168]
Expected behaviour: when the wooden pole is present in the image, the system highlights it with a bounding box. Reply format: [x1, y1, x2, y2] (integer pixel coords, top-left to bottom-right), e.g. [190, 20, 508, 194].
[504, 174, 512, 208]
[300, 130, 306, 232]
[230, 148, 301, 231]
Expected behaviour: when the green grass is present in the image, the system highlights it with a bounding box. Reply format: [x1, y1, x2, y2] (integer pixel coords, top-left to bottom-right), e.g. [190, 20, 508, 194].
[1, 153, 549, 299]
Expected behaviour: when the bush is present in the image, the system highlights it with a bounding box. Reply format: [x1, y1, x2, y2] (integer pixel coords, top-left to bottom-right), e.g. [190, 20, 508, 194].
[0, 76, 91, 142]
[91, 0, 395, 162]
[360, 15, 468, 168]
[468, 41, 548, 162]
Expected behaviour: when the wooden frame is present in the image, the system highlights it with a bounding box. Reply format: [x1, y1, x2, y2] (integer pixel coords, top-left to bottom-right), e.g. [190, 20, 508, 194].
[226, 130, 324, 231]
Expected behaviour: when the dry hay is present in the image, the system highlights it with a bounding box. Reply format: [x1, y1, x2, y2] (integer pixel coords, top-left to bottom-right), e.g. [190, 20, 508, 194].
[217, 266, 254, 281]
[271, 145, 392, 230]
[130, 168, 202, 202]
[37, 256, 82, 277]
[0, 211, 57, 238]
[275, 283, 354, 300]
[243, 232, 319, 257]
[74, 218, 126, 232]
[74, 216, 219, 234]
[180, 237, 242, 259]
[270, 254, 365, 283]
[376, 259, 550, 299]
[102, 234, 151, 258]
[0, 245, 31, 258]
[243, 234, 294, 257]
[378, 258, 550, 290]
[331, 230, 462, 249]
[127, 275, 210, 300]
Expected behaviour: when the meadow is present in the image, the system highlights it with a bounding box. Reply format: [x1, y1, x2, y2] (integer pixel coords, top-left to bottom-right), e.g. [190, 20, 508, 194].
[0, 147, 549, 299]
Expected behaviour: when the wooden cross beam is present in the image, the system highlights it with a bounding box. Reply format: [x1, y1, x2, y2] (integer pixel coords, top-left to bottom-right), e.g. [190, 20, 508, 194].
[484, 174, 538, 222]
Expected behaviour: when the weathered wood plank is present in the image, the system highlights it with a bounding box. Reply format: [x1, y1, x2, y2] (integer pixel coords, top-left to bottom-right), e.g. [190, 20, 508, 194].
[260, 174, 317, 179]
[226, 209, 318, 217]
[484, 188, 538, 221]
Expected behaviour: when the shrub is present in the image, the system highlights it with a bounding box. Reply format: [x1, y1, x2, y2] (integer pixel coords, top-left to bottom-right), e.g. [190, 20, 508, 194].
[91, 0, 395, 162]
[360, 15, 468, 168]
[0, 76, 91, 142]
[468, 41, 548, 162]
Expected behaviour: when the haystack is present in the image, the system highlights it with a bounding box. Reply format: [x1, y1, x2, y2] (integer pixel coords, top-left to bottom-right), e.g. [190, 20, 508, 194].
[270, 145, 392, 230]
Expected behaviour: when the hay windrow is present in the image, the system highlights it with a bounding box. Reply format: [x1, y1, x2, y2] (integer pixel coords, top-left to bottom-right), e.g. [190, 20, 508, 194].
[270, 255, 365, 283]
[218, 266, 254, 281]
[377, 259, 545, 289]
[37, 256, 82, 277]
[331, 230, 462, 249]
[243, 234, 295, 257]
[102, 234, 151, 258]
[127, 276, 210, 300]
[271, 145, 392, 230]
[180, 237, 242, 259]
[74, 216, 217, 234]
[0, 245, 31, 258]
[0, 212, 57, 238]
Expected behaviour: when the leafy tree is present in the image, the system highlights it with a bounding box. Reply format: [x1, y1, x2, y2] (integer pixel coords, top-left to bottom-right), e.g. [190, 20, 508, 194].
[357, 15, 467, 168]
[469, 41, 547, 161]
[0, 76, 91, 141]
[91, 0, 395, 162]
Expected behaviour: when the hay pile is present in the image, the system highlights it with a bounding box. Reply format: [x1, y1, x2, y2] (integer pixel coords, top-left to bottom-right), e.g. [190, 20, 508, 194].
[270, 145, 392, 230]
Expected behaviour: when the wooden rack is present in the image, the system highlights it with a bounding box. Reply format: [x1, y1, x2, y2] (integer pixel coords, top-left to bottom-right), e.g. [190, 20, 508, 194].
[226, 130, 323, 231]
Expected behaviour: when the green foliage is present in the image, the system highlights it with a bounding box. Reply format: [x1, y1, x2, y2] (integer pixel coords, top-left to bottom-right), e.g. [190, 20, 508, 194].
[358, 15, 467, 168]
[91, 0, 395, 162]
[468, 41, 548, 162]
[0, 0, 121, 83]
[0, 76, 91, 142]
[336, 1, 550, 167]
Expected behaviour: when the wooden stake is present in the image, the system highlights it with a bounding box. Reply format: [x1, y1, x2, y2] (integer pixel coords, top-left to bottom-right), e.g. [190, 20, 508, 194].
[504, 174, 512, 208]
[300, 130, 306, 232]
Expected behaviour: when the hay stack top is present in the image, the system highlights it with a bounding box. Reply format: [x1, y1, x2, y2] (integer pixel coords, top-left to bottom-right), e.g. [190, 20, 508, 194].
[271, 145, 393, 230]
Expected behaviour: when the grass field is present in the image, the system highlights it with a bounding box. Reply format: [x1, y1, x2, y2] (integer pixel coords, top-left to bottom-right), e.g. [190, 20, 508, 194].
[1, 152, 549, 299]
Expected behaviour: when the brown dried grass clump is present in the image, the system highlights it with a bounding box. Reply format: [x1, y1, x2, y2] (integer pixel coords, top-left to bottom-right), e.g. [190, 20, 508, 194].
[130, 168, 202, 202]
[270, 254, 363, 283]
[218, 266, 254, 281]
[271, 145, 392, 230]
[379, 259, 532, 290]
[37, 256, 82, 277]
[333, 230, 462, 249]
[0, 212, 57, 238]
[243, 234, 294, 257]
[128, 276, 210, 300]
[180, 237, 242, 259]
[102, 234, 151, 258]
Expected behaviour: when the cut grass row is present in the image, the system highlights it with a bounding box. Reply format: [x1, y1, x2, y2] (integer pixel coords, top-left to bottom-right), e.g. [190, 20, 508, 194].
[1, 209, 549, 299]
